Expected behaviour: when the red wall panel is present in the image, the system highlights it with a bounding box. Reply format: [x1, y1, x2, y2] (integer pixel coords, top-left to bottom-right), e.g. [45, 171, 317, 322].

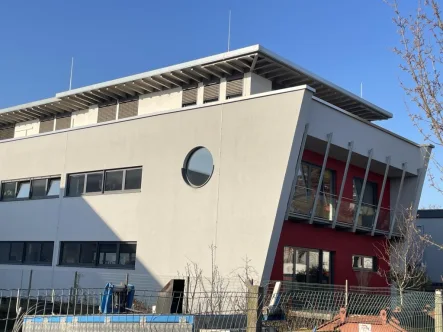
[269, 150, 390, 287]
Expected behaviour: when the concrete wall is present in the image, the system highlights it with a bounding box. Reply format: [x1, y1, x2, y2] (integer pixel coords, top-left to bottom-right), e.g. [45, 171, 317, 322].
[0, 87, 309, 290]
[138, 88, 182, 115]
[14, 119, 40, 138]
[415, 217, 443, 283]
[244, 72, 272, 96]
[71, 105, 99, 128]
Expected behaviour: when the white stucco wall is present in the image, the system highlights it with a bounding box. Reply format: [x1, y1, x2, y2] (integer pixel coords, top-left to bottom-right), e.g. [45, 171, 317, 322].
[138, 88, 182, 115]
[14, 119, 40, 138]
[0, 88, 309, 290]
[71, 105, 98, 128]
[244, 72, 272, 96]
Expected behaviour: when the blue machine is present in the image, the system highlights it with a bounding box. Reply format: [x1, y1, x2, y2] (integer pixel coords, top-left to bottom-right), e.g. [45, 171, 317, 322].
[100, 283, 135, 314]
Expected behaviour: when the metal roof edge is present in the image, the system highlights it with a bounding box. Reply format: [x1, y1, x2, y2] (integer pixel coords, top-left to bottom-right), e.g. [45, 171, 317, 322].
[257, 45, 394, 120]
[55, 45, 261, 98]
[417, 209, 443, 219]
[0, 97, 61, 115]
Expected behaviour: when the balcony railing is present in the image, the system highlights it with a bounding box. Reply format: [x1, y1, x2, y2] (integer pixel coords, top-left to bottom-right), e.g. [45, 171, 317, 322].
[288, 186, 391, 233]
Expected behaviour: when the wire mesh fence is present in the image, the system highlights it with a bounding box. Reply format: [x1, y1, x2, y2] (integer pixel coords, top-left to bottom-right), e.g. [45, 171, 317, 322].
[0, 281, 441, 332]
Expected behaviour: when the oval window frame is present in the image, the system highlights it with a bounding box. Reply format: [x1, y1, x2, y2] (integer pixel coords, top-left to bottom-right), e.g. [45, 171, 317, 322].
[182, 146, 214, 188]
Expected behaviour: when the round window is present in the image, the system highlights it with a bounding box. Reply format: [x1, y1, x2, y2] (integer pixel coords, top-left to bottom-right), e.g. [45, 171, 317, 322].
[183, 147, 214, 187]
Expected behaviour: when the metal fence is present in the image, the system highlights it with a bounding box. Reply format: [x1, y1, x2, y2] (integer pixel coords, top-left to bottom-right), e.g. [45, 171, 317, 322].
[0, 281, 441, 332]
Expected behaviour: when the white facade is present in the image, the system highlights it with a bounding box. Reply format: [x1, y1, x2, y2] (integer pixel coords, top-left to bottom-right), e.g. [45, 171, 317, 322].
[0, 46, 431, 291]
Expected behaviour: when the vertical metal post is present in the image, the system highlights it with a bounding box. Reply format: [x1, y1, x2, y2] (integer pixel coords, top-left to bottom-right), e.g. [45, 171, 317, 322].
[372, 156, 391, 236]
[186, 276, 190, 314]
[345, 280, 348, 308]
[352, 149, 373, 232]
[309, 133, 333, 224]
[332, 141, 353, 229]
[284, 123, 309, 219]
[125, 273, 129, 285]
[436, 290, 443, 332]
[389, 163, 407, 238]
[27, 270, 33, 298]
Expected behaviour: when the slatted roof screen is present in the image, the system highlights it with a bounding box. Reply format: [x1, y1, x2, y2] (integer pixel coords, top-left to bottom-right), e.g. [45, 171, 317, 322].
[55, 114, 71, 130]
[203, 83, 220, 103]
[39, 118, 54, 133]
[182, 88, 197, 106]
[118, 100, 138, 120]
[98, 104, 117, 123]
[0, 126, 14, 140]
[226, 79, 243, 99]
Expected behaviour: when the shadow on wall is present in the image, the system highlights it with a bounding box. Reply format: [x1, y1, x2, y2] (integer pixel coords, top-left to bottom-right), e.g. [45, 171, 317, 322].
[0, 185, 164, 291]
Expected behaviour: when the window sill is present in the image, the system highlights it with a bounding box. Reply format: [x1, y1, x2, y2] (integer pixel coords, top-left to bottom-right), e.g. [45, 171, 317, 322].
[0, 262, 52, 267]
[352, 268, 376, 273]
[65, 189, 141, 198]
[57, 264, 135, 270]
[1, 195, 59, 203]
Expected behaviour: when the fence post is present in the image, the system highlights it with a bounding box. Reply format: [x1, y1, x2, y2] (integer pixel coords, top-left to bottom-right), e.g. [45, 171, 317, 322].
[436, 289, 442, 332]
[246, 280, 264, 332]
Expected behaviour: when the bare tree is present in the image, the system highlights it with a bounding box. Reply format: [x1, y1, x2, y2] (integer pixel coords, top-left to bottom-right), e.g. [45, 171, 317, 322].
[387, 0, 443, 256]
[376, 210, 428, 305]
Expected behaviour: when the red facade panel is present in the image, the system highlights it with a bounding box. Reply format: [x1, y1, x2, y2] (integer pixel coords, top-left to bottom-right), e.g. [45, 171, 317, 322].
[270, 149, 391, 287]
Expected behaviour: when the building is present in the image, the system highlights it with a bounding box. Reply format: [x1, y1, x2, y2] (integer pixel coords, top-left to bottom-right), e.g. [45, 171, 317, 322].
[416, 209, 443, 285]
[0, 45, 431, 290]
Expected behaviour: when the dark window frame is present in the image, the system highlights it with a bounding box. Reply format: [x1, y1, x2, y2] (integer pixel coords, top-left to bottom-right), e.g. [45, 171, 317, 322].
[353, 177, 378, 206]
[299, 161, 337, 195]
[283, 246, 334, 284]
[352, 254, 377, 272]
[59, 241, 136, 269]
[0, 241, 54, 266]
[66, 166, 142, 197]
[1, 176, 61, 202]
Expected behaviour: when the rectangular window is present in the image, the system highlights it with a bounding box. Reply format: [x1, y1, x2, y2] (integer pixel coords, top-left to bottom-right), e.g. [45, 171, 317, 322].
[353, 178, 378, 228]
[124, 168, 142, 190]
[85, 173, 103, 193]
[284, 246, 333, 284]
[203, 83, 220, 103]
[291, 162, 335, 220]
[105, 170, 124, 191]
[59, 242, 136, 268]
[0, 242, 53, 265]
[352, 255, 376, 271]
[67, 167, 142, 196]
[1, 177, 61, 201]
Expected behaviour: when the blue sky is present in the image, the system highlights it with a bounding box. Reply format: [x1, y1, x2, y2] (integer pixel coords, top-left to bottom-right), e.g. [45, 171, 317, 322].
[0, 0, 438, 206]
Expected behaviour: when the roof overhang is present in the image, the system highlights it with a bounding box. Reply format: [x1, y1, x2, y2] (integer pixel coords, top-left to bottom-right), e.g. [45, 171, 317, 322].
[0, 44, 392, 125]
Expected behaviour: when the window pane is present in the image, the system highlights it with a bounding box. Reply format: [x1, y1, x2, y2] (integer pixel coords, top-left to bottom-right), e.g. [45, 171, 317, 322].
[86, 173, 103, 193]
[40, 243, 54, 264]
[61, 243, 80, 264]
[2, 182, 16, 200]
[295, 249, 307, 282]
[16, 182, 30, 199]
[68, 175, 85, 197]
[24, 243, 41, 263]
[308, 251, 320, 283]
[352, 256, 362, 268]
[99, 243, 117, 265]
[9, 243, 24, 262]
[125, 168, 142, 190]
[363, 257, 373, 270]
[47, 178, 60, 197]
[322, 251, 331, 284]
[31, 179, 47, 198]
[119, 243, 136, 266]
[105, 171, 123, 191]
[0, 243, 9, 262]
[283, 247, 294, 275]
[80, 243, 97, 264]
